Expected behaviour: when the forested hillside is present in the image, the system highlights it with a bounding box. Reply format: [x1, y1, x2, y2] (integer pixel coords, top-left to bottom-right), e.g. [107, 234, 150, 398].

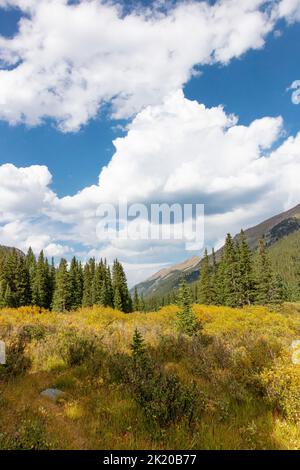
[269, 230, 300, 299]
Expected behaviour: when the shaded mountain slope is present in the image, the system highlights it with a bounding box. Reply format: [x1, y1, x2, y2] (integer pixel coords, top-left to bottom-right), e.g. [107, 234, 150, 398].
[133, 203, 300, 297]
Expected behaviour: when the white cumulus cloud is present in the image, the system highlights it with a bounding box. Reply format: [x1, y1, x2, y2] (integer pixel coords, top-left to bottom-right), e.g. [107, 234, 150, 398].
[0, 0, 284, 131]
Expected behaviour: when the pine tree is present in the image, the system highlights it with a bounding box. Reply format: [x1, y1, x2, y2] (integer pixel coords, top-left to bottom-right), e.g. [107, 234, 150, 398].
[198, 249, 212, 304]
[104, 264, 114, 307]
[52, 259, 71, 312]
[4, 284, 14, 307]
[32, 251, 49, 308]
[210, 248, 218, 304]
[133, 287, 140, 311]
[112, 260, 132, 312]
[176, 278, 199, 336]
[269, 273, 285, 304]
[82, 263, 93, 307]
[113, 286, 122, 311]
[237, 230, 254, 306]
[215, 249, 226, 305]
[69, 257, 83, 309]
[140, 293, 146, 312]
[130, 329, 150, 371]
[47, 257, 56, 308]
[131, 328, 146, 359]
[25, 247, 36, 302]
[254, 239, 273, 304]
[15, 256, 31, 306]
[0, 280, 6, 308]
[2, 250, 19, 307]
[222, 234, 239, 307]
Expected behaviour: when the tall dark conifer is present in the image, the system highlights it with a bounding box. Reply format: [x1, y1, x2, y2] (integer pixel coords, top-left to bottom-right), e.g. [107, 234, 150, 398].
[112, 260, 132, 312]
[52, 258, 70, 312]
[32, 251, 49, 308]
[198, 249, 212, 304]
[82, 263, 93, 307]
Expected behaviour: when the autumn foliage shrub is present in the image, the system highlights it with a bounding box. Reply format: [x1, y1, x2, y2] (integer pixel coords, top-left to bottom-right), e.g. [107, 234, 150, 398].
[260, 361, 300, 422]
[0, 335, 31, 380]
[108, 329, 198, 427]
[60, 329, 97, 367]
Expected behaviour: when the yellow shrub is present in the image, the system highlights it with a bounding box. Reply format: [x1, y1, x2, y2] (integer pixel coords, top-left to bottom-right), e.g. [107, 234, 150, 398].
[260, 361, 300, 422]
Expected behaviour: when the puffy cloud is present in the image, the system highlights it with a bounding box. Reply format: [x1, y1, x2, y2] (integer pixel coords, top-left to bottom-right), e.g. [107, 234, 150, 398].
[277, 0, 300, 22]
[0, 219, 49, 252]
[0, 0, 280, 131]
[0, 163, 55, 222]
[55, 90, 284, 212]
[44, 242, 72, 257]
[289, 80, 300, 104]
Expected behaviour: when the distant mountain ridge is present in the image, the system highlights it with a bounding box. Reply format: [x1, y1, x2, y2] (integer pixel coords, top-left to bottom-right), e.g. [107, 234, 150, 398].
[0, 245, 24, 257]
[133, 203, 300, 298]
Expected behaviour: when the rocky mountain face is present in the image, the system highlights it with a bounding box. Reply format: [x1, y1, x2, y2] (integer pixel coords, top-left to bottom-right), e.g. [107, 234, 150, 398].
[133, 203, 300, 298]
[0, 245, 24, 257]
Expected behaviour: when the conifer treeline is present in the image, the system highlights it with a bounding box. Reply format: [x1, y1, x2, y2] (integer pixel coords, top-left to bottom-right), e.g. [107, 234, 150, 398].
[197, 231, 286, 307]
[0, 231, 288, 313]
[0, 248, 132, 312]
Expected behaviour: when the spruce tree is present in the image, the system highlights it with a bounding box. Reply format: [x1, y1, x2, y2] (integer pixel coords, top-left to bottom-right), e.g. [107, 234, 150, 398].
[52, 258, 71, 312]
[3, 250, 19, 307]
[32, 251, 49, 308]
[48, 257, 56, 308]
[4, 284, 14, 307]
[0, 280, 6, 308]
[215, 250, 226, 305]
[269, 273, 285, 304]
[131, 328, 147, 368]
[254, 239, 273, 304]
[15, 256, 31, 306]
[210, 248, 218, 304]
[176, 278, 199, 336]
[140, 293, 146, 312]
[131, 328, 146, 358]
[82, 263, 93, 307]
[112, 260, 132, 312]
[104, 264, 114, 307]
[25, 247, 36, 301]
[133, 287, 140, 311]
[222, 234, 239, 307]
[113, 286, 122, 311]
[237, 230, 254, 306]
[198, 249, 212, 304]
[69, 257, 83, 309]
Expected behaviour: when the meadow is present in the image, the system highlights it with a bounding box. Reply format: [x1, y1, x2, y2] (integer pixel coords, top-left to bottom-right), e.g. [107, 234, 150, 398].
[1, 303, 300, 450]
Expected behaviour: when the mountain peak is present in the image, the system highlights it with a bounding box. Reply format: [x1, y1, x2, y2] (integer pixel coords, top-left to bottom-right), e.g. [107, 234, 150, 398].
[133, 203, 300, 298]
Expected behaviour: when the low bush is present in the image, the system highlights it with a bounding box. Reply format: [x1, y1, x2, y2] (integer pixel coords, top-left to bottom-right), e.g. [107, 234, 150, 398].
[260, 361, 300, 422]
[20, 323, 50, 342]
[10, 417, 49, 450]
[108, 330, 199, 427]
[60, 329, 97, 367]
[0, 335, 31, 380]
[131, 370, 198, 427]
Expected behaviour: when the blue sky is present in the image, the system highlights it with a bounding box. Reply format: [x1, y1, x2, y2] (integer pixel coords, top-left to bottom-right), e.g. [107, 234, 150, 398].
[1, 4, 300, 196]
[0, 0, 300, 285]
